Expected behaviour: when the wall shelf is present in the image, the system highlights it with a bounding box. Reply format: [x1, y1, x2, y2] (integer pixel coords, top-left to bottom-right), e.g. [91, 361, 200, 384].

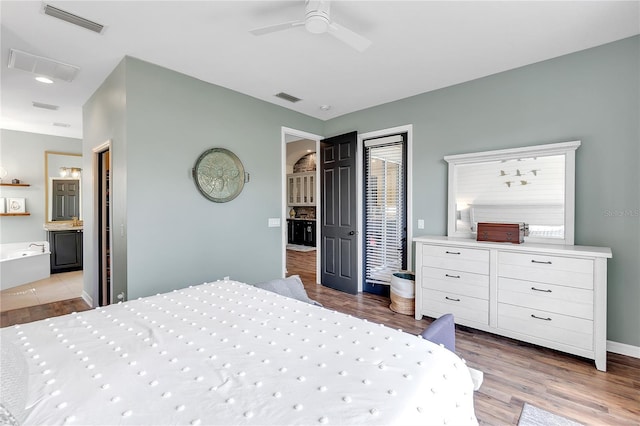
[1, 182, 32, 215]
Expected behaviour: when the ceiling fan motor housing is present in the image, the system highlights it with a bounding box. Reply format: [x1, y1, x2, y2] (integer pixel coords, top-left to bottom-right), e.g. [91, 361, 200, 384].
[305, 0, 330, 34]
[250, 0, 370, 52]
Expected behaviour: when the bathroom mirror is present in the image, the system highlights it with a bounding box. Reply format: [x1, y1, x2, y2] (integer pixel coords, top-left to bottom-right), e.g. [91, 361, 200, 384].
[445, 141, 580, 245]
[44, 151, 82, 223]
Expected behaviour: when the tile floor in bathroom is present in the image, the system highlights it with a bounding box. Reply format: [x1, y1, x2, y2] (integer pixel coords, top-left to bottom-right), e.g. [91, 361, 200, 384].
[0, 271, 83, 312]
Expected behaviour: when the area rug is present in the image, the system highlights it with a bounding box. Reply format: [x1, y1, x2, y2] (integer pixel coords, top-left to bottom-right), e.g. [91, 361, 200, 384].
[286, 244, 316, 252]
[518, 403, 584, 426]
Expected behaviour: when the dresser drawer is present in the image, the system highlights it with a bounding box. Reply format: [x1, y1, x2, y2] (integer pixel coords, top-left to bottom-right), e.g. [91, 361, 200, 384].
[421, 266, 489, 300]
[498, 303, 593, 351]
[498, 251, 594, 289]
[498, 277, 593, 320]
[421, 289, 489, 325]
[421, 245, 489, 275]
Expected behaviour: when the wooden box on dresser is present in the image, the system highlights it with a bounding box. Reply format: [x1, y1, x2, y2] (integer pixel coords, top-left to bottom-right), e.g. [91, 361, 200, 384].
[414, 236, 612, 371]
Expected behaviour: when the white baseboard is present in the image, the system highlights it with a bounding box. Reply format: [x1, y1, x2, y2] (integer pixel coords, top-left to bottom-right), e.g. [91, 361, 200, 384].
[607, 340, 640, 359]
[81, 290, 94, 308]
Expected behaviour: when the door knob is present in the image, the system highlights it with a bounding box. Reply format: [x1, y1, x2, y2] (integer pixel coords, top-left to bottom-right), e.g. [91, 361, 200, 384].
[348, 231, 355, 235]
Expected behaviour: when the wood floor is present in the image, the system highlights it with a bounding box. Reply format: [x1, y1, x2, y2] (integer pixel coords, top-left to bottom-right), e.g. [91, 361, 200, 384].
[0, 297, 91, 327]
[2, 250, 638, 425]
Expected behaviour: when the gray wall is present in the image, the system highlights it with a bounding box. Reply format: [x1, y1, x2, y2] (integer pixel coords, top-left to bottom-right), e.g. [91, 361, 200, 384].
[0, 129, 81, 244]
[324, 36, 640, 347]
[82, 60, 127, 305]
[84, 57, 323, 301]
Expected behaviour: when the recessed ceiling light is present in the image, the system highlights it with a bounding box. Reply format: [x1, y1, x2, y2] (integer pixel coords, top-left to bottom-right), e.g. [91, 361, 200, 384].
[35, 76, 54, 84]
[319, 105, 332, 111]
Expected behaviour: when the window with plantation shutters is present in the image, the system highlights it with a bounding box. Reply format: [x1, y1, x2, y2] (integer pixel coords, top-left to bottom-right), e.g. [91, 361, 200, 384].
[364, 134, 407, 288]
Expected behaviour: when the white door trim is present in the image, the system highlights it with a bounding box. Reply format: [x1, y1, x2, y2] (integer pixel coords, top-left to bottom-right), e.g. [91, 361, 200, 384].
[281, 127, 323, 281]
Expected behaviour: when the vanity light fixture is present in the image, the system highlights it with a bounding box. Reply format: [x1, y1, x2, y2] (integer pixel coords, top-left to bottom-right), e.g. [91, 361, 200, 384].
[35, 76, 53, 84]
[59, 167, 82, 178]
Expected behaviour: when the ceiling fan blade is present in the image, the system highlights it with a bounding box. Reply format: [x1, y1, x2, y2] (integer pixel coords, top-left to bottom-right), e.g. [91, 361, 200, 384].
[327, 21, 371, 52]
[250, 21, 305, 36]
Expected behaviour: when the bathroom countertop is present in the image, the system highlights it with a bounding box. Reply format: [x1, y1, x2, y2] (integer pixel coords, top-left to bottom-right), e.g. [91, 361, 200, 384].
[43, 223, 84, 231]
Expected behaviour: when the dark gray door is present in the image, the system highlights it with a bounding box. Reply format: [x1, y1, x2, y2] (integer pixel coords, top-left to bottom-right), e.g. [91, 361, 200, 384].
[320, 131, 358, 294]
[52, 179, 79, 221]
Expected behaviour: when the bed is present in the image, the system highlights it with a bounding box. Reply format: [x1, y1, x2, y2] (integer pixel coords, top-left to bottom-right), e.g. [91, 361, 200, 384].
[1, 279, 477, 425]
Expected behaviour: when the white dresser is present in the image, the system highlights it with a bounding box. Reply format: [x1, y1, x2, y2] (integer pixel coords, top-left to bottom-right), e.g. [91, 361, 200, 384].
[414, 236, 612, 371]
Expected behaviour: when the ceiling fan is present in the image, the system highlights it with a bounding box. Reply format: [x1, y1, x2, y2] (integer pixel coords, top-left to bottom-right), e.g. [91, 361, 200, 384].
[250, 0, 372, 52]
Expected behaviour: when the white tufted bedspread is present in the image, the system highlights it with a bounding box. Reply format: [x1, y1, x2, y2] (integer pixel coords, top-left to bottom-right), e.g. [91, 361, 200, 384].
[1, 279, 477, 425]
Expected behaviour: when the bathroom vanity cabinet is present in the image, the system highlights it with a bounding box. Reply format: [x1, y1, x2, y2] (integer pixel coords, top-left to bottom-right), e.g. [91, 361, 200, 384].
[48, 229, 83, 273]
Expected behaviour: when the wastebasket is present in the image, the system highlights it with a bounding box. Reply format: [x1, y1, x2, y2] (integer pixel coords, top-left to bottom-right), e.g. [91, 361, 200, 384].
[389, 272, 415, 315]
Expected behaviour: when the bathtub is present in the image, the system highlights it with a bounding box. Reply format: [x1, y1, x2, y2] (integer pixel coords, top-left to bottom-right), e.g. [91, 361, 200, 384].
[0, 241, 51, 291]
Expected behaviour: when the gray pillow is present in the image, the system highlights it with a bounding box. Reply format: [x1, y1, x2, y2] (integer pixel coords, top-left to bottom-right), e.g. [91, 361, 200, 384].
[254, 275, 322, 306]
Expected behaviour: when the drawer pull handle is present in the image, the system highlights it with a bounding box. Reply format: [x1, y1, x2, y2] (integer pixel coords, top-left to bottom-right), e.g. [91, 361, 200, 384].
[531, 260, 552, 264]
[445, 274, 461, 279]
[531, 314, 552, 321]
[531, 287, 552, 293]
[445, 296, 461, 302]
[445, 251, 461, 255]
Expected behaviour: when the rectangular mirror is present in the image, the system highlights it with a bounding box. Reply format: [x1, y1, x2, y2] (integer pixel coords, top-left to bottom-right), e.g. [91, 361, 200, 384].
[45, 151, 82, 223]
[445, 141, 580, 245]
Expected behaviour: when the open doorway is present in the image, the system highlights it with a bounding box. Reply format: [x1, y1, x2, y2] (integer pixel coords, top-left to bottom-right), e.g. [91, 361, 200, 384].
[282, 128, 321, 285]
[93, 142, 112, 307]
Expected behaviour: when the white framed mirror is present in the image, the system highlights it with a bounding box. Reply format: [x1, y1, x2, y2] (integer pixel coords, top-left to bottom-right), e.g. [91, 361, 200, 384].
[44, 151, 82, 223]
[445, 140, 580, 245]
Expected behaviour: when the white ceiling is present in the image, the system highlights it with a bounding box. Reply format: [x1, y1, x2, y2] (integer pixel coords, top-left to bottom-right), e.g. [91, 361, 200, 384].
[1, 1, 638, 140]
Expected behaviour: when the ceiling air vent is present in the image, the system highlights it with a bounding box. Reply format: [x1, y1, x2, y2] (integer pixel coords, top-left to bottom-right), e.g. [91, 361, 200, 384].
[275, 92, 302, 103]
[32, 101, 59, 111]
[44, 4, 105, 34]
[9, 49, 79, 82]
